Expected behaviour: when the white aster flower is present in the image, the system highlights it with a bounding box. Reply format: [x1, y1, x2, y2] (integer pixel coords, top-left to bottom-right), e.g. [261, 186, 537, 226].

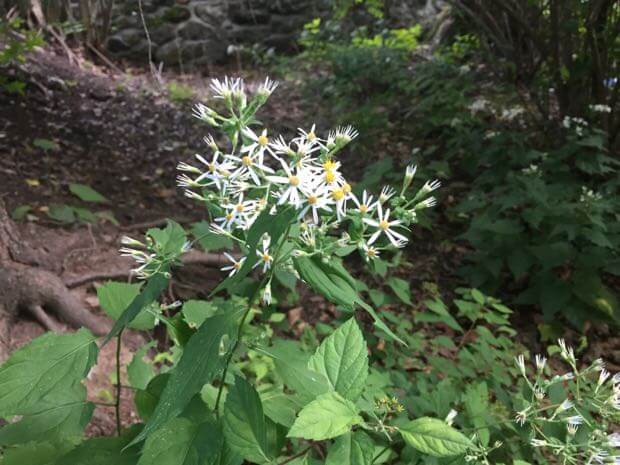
[351, 190, 376, 215]
[299, 184, 332, 224]
[227, 150, 274, 185]
[266, 159, 311, 208]
[221, 253, 245, 277]
[254, 236, 273, 273]
[363, 203, 408, 247]
[327, 125, 358, 149]
[257, 77, 278, 99]
[329, 182, 353, 220]
[445, 409, 458, 426]
[535, 354, 547, 372]
[379, 186, 396, 204]
[210, 76, 241, 100]
[515, 355, 526, 375]
[362, 243, 380, 261]
[241, 127, 273, 164]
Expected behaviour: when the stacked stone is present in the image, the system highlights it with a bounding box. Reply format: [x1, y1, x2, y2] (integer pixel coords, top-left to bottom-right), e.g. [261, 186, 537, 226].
[106, 0, 328, 66]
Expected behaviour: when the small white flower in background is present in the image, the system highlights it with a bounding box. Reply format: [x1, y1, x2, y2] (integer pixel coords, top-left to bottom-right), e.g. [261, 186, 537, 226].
[327, 125, 358, 149]
[558, 339, 576, 363]
[420, 179, 441, 196]
[559, 399, 574, 411]
[515, 407, 530, 426]
[515, 355, 526, 376]
[221, 253, 245, 277]
[598, 369, 611, 390]
[444, 409, 458, 426]
[415, 197, 437, 210]
[608, 433, 620, 448]
[566, 415, 583, 426]
[535, 354, 547, 372]
[590, 104, 611, 113]
[530, 438, 547, 448]
[210, 76, 241, 100]
[364, 203, 408, 248]
[588, 449, 609, 464]
[262, 280, 272, 305]
[254, 236, 273, 273]
[534, 387, 545, 400]
[192, 103, 218, 125]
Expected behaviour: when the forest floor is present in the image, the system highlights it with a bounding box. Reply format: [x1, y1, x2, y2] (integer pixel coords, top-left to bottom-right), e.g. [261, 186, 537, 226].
[0, 46, 617, 435]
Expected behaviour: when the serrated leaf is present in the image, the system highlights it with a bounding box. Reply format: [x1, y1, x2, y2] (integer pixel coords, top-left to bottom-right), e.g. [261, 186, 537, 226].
[326, 431, 375, 465]
[127, 342, 156, 390]
[0, 329, 97, 416]
[138, 417, 222, 465]
[129, 308, 243, 446]
[308, 318, 368, 401]
[223, 377, 272, 463]
[54, 425, 143, 464]
[69, 184, 108, 203]
[287, 392, 363, 441]
[399, 417, 471, 457]
[97, 282, 156, 331]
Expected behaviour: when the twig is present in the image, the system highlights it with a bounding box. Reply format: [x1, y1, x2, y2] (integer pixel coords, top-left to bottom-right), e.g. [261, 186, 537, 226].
[86, 42, 124, 74]
[278, 446, 313, 465]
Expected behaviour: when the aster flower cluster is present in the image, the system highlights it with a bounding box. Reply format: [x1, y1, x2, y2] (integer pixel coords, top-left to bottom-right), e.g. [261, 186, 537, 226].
[176, 77, 439, 284]
[513, 340, 620, 465]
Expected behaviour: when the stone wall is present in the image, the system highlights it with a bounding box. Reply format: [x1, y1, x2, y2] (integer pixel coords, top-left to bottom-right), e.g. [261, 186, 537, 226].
[106, 0, 328, 67]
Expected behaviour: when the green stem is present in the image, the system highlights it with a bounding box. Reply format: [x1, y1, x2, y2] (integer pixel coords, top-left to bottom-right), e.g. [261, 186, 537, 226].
[115, 330, 123, 436]
[214, 223, 293, 417]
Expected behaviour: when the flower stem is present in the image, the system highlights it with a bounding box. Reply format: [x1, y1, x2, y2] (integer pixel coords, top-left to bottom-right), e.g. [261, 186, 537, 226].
[115, 330, 123, 436]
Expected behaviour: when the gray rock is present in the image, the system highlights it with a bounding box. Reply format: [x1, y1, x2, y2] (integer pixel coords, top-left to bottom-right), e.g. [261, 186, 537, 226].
[228, 2, 270, 24]
[150, 23, 177, 44]
[160, 5, 191, 23]
[106, 28, 146, 53]
[270, 14, 309, 34]
[177, 20, 216, 40]
[227, 24, 271, 43]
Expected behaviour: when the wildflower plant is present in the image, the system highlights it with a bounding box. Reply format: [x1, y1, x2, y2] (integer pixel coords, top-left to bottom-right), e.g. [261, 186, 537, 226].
[514, 340, 620, 465]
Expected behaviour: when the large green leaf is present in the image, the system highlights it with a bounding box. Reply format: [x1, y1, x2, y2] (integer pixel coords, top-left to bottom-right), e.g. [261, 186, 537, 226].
[97, 282, 156, 331]
[399, 417, 472, 457]
[293, 256, 404, 344]
[0, 386, 93, 446]
[325, 431, 375, 465]
[260, 386, 299, 427]
[129, 308, 243, 446]
[287, 392, 363, 441]
[223, 377, 272, 464]
[0, 329, 97, 416]
[103, 271, 169, 345]
[54, 425, 143, 464]
[138, 417, 222, 465]
[0, 440, 75, 465]
[252, 341, 329, 404]
[308, 318, 368, 401]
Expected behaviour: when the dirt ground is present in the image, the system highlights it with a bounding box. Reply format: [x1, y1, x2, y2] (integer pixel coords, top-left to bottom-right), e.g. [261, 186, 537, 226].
[1, 47, 618, 436]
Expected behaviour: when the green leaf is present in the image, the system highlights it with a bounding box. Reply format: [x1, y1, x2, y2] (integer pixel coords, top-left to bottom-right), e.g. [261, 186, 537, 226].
[0, 440, 75, 465]
[127, 342, 156, 390]
[33, 138, 60, 152]
[97, 282, 156, 331]
[191, 221, 232, 252]
[11, 205, 31, 221]
[470, 289, 485, 305]
[260, 387, 299, 427]
[308, 318, 368, 401]
[399, 417, 472, 457]
[293, 256, 404, 344]
[386, 277, 412, 305]
[138, 418, 222, 465]
[0, 386, 93, 446]
[182, 300, 218, 328]
[103, 272, 169, 345]
[55, 425, 143, 464]
[0, 329, 97, 416]
[223, 377, 272, 463]
[147, 221, 187, 257]
[47, 204, 76, 223]
[287, 392, 363, 441]
[252, 341, 329, 404]
[69, 184, 108, 203]
[326, 431, 375, 465]
[129, 308, 243, 446]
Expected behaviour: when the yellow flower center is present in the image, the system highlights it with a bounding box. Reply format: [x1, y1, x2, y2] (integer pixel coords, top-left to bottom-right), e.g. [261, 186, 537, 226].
[379, 220, 389, 230]
[325, 170, 335, 184]
[242, 156, 252, 166]
[225, 213, 234, 221]
[289, 175, 300, 186]
[307, 195, 317, 205]
[323, 160, 337, 171]
[234, 262, 241, 270]
[262, 253, 271, 263]
[342, 182, 351, 194]
[235, 204, 244, 213]
[307, 131, 316, 141]
[258, 134, 269, 146]
[208, 163, 216, 173]
[332, 189, 344, 201]
[367, 248, 377, 257]
[359, 204, 368, 214]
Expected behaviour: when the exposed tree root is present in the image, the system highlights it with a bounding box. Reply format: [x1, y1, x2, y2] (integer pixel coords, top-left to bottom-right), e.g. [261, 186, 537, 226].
[0, 200, 109, 335]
